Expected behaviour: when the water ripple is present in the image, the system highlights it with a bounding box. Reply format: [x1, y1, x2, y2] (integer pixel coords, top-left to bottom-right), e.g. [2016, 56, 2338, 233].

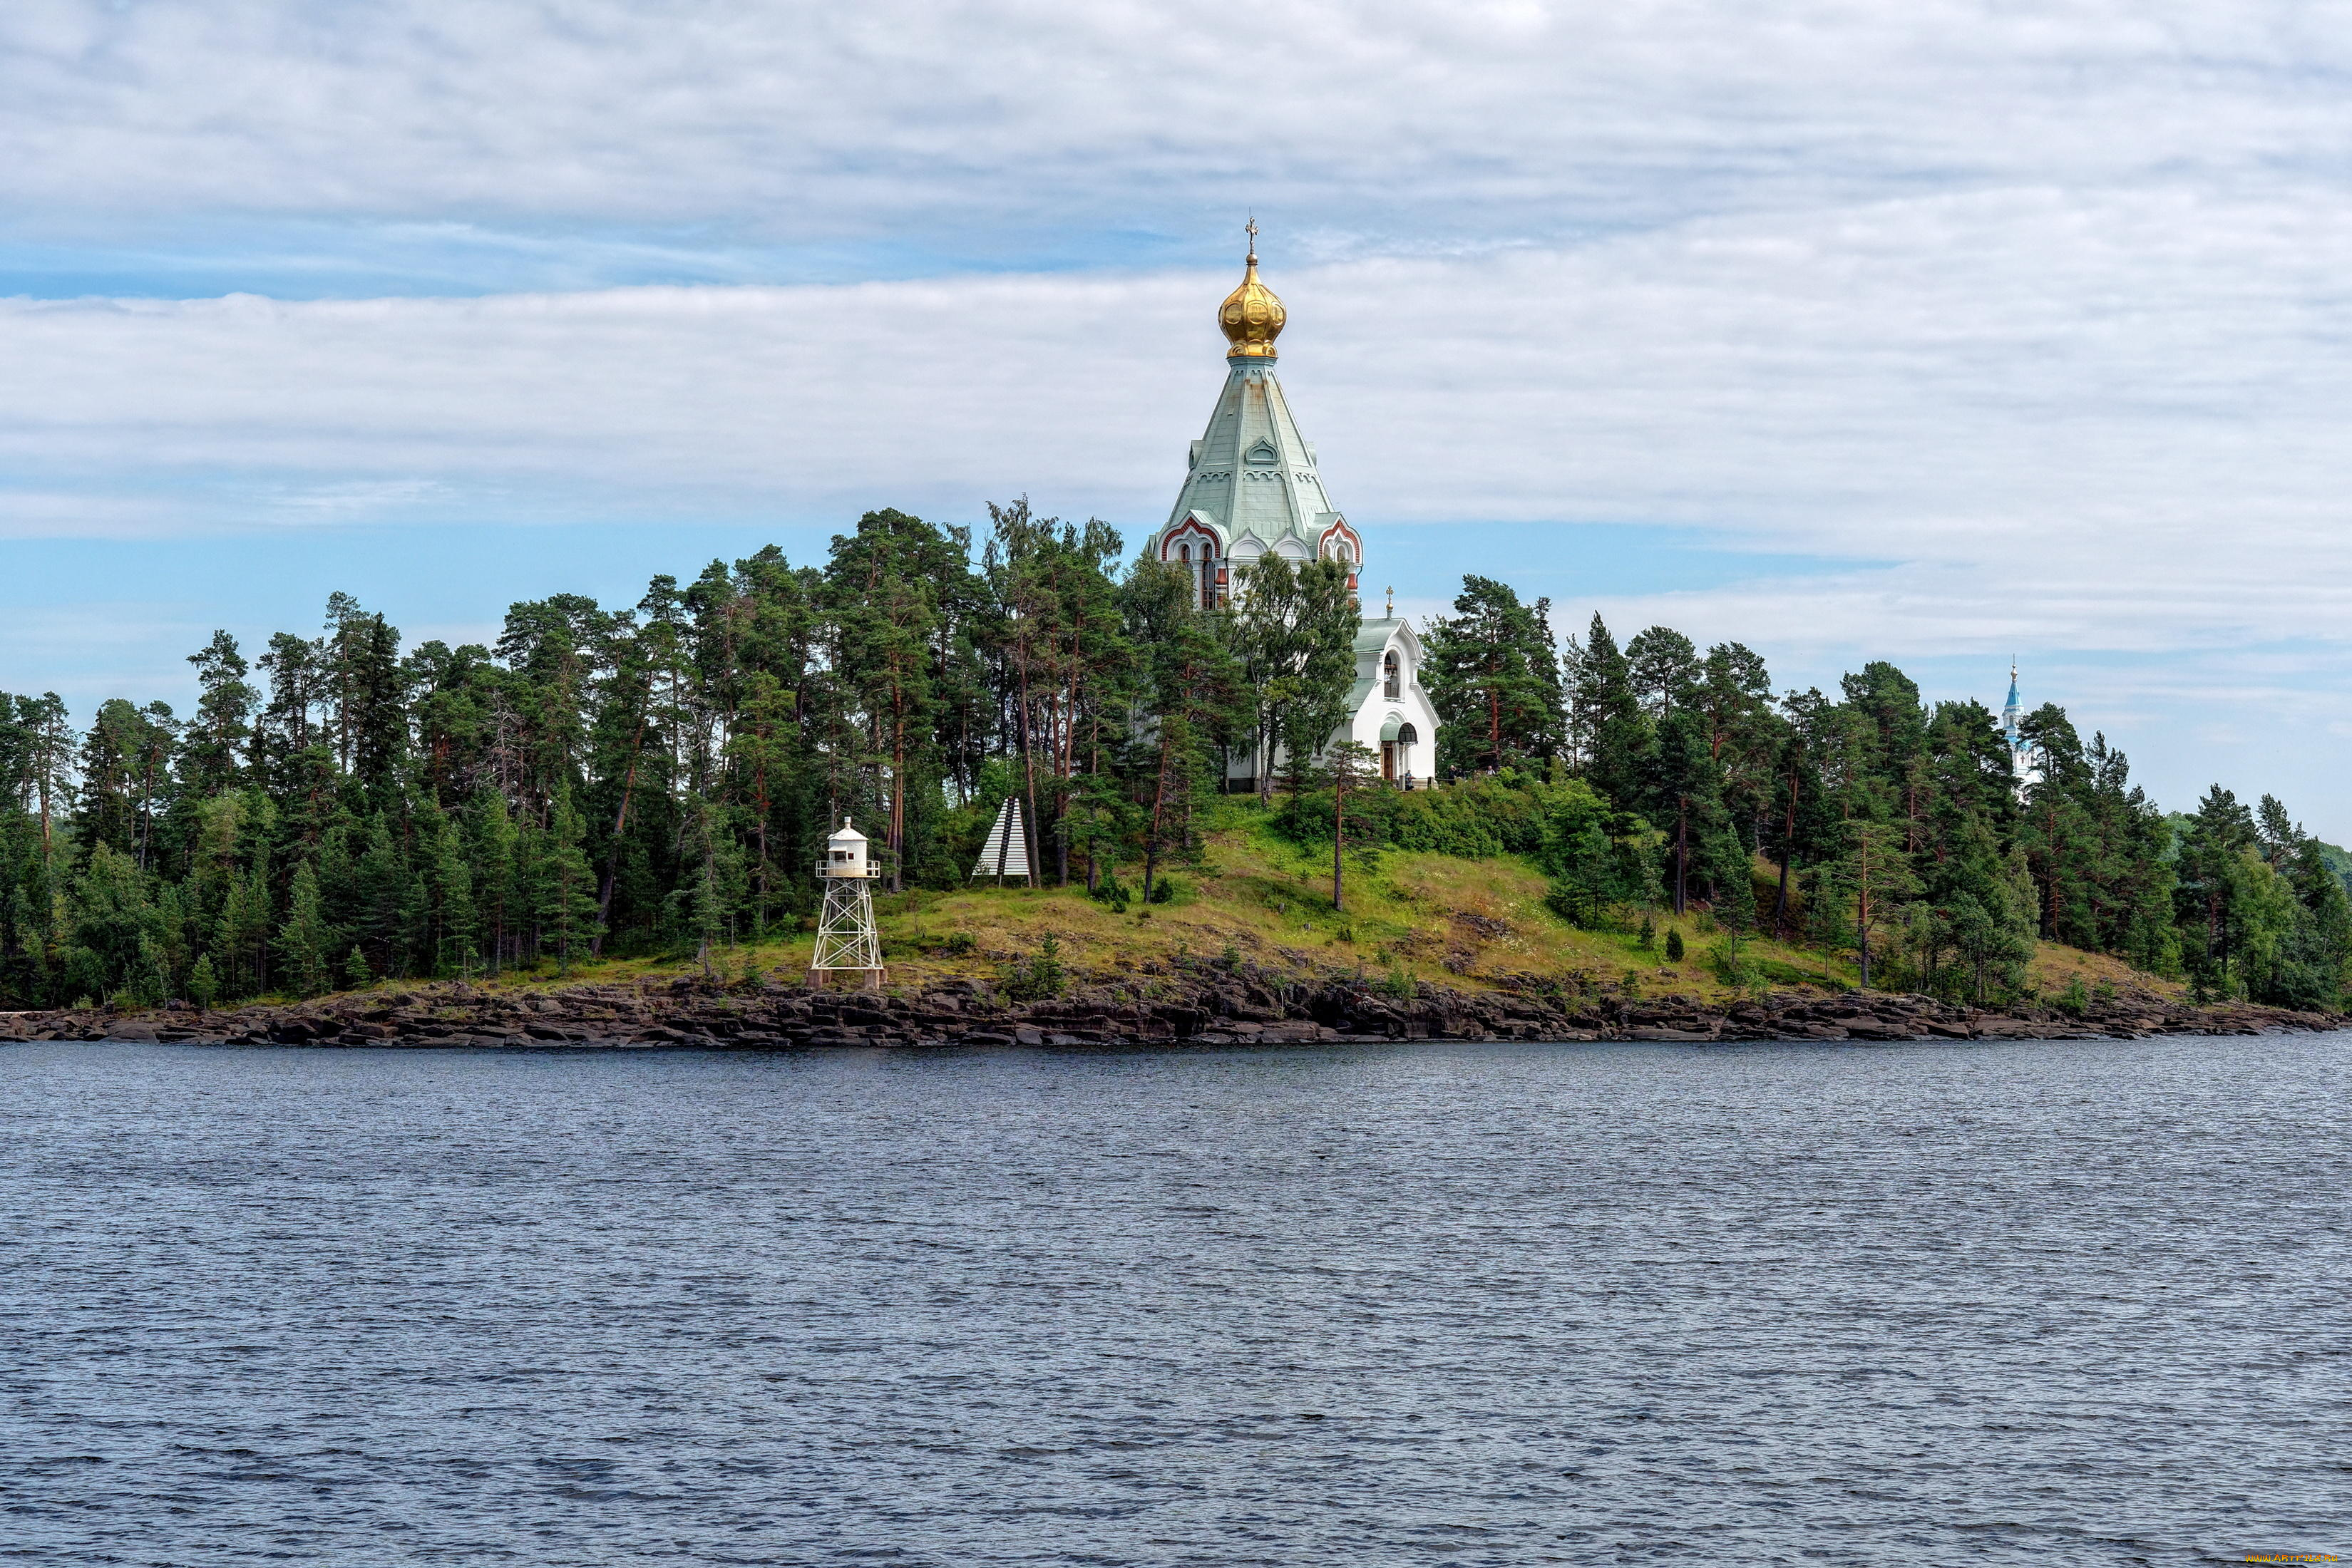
[1, 1036, 2346, 1565]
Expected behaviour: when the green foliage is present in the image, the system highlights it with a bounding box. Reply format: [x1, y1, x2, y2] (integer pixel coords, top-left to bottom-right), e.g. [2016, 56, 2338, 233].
[537, 791, 604, 977]
[1227, 554, 1360, 802]
[275, 861, 335, 999]
[0, 550, 2336, 1016]
[2165, 785, 2351, 1007]
[1664, 927, 1685, 963]
[1378, 965, 1416, 1001]
[188, 953, 220, 1010]
[1001, 932, 1066, 1001]
[1705, 932, 1760, 987]
[1424, 575, 1565, 774]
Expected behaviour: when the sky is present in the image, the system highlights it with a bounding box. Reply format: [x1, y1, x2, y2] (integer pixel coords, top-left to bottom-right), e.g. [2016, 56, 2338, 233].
[6, 0, 2352, 831]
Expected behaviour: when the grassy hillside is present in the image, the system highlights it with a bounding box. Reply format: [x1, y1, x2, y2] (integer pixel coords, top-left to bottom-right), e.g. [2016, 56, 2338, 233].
[418, 797, 2174, 1010]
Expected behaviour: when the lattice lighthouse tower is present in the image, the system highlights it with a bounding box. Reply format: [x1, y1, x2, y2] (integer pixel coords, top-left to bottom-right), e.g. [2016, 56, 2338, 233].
[806, 818, 885, 991]
[1145, 225, 1442, 787]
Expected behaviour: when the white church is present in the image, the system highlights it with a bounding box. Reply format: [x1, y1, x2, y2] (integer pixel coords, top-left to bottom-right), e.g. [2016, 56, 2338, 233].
[1144, 229, 1443, 788]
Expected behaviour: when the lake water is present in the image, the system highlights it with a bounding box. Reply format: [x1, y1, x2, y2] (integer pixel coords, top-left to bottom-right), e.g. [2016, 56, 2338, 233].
[1, 1036, 2345, 1566]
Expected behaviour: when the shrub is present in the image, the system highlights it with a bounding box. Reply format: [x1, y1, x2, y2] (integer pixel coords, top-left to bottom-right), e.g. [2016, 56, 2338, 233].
[1636, 913, 1656, 951]
[1537, 781, 1662, 924]
[1664, 929, 1685, 963]
[1001, 934, 1067, 1001]
[1379, 966, 1416, 1001]
[188, 954, 220, 1011]
[1706, 933, 1762, 989]
[1274, 774, 1560, 860]
[936, 932, 977, 958]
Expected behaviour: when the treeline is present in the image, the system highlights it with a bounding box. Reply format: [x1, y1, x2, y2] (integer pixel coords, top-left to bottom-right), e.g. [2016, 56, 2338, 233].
[1407, 574, 2352, 1009]
[0, 505, 1351, 1009]
[1, 520, 2345, 1012]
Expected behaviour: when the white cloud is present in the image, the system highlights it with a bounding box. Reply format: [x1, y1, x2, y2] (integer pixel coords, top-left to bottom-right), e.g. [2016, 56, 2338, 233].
[8, 0, 2352, 246]
[6, 181, 2351, 654]
[9, 0, 2352, 827]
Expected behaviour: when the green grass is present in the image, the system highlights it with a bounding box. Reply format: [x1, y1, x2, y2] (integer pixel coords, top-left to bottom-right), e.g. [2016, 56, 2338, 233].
[801, 800, 1854, 1003]
[282, 799, 2184, 1011]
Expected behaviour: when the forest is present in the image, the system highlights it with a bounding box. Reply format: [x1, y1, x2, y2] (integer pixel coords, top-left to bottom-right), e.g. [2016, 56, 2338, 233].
[4, 502, 2346, 1013]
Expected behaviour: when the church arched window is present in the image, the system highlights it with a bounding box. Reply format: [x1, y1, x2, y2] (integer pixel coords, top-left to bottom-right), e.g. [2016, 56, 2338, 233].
[1383, 651, 1400, 700]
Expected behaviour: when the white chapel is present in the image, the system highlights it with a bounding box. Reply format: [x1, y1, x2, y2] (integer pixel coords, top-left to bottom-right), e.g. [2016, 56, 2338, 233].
[1144, 230, 1442, 787]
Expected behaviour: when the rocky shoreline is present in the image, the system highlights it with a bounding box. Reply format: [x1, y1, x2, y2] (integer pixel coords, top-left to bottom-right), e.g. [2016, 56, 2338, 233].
[1, 967, 2340, 1050]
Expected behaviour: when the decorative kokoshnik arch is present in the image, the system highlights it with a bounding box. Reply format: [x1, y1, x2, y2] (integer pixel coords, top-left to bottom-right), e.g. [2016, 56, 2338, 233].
[1159, 515, 1225, 610]
[1318, 517, 1362, 591]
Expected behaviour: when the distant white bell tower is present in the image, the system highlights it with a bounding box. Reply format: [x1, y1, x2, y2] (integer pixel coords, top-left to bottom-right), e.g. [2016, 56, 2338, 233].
[807, 817, 885, 991]
[2001, 660, 2043, 795]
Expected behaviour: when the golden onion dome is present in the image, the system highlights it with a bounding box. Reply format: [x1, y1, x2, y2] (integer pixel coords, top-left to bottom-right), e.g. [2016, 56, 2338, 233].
[1218, 225, 1285, 359]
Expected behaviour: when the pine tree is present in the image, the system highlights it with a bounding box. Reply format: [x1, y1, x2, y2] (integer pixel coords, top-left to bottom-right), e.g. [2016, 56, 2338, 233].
[1424, 575, 1563, 774]
[467, 788, 520, 975]
[1228, 554, 1359, 801]
[1124, 557, 1245, 901]
[1821, 819, 1922, 989]
[1328, 739, 1377, 912]
[183, 631, 258, 798]
[538, 790, 602, 976]
[188, 952, 220, 1010]
[1573, 616, 1648, 809]
[276, 861, 334, 999]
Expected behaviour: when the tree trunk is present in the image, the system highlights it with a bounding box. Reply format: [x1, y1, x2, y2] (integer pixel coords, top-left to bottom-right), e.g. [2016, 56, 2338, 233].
[890, 691, 907, 893]
[592, 714, 649, 954]
[1773, 783, 1797, 934]
[1673, 800, 1689, 915]
[1333, 764, 1346, 912]
[1015, 653, 1043, 885]
[1142, 728, 1175, 902]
